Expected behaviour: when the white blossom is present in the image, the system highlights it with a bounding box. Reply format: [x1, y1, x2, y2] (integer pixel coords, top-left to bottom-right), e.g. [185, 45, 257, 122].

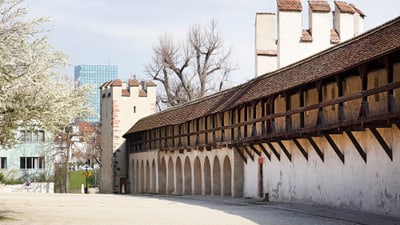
[0, 0, 93, 147]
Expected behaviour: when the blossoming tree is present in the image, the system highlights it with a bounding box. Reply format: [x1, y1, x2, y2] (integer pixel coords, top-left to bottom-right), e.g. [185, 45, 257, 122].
[0, 0, 93, 148]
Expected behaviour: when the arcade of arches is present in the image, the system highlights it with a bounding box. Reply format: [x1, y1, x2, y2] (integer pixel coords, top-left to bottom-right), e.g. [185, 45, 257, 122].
[129, 148, 243, 197]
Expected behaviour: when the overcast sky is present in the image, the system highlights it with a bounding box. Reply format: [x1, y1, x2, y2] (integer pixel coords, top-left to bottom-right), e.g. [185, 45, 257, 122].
[23, 0, 400, 86]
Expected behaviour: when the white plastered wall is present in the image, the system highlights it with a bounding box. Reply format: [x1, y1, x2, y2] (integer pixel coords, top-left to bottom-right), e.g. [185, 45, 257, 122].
[243, 126, 400, 217]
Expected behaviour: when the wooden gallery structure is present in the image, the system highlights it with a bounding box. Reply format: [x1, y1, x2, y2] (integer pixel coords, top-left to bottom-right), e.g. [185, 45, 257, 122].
[124, 17, 400, 217]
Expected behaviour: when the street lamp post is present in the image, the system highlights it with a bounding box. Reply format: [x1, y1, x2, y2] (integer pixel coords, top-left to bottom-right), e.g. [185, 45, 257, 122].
[58, 134, 63, 193]
[85, 167, 88, 194]
[59, 163, 62, 193]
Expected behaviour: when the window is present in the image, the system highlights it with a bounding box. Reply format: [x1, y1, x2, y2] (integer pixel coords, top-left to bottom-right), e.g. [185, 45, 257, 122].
[20, 157, 45, 169]
[0, 157, 6, 169]
[20, 130, 45, 142]
[133, 106, 136, 113]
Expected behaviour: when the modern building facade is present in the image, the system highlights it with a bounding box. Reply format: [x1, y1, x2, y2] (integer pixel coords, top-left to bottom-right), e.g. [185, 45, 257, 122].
[255, 0, 364, 76]
[99, 79, 156, 193]
[0, 129, 56, 184]
[74, 65, 118, 122]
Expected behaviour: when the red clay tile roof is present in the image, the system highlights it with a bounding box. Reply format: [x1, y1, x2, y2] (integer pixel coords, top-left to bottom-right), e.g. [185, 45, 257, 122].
[128, 79, 140, 86]
[77, 122, 96, 133]
[277, 0, 302, 12]
[99, 80, 113, 89]
[350, 3, 365, 17]
[309, 0, 330, 12]
[300, 29, 313, 42]
[330, 29, 340, 44]
[124, 16, 400, 136]
[334, 1, 355, 14]
[122, 89, 130, 97]
[111, 79, 122, 86]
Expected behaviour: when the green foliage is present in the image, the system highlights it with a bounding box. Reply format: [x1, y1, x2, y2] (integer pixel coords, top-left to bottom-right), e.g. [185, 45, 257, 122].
[0, 171, 24, 184]
[69, 170, 99, 192]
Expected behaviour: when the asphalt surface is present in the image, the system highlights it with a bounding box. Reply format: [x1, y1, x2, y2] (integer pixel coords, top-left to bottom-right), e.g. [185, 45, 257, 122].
[0, 193, 399, 225]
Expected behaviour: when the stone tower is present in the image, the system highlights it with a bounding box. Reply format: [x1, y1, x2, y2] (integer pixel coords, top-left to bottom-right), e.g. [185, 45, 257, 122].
[99, 79, 156, 193]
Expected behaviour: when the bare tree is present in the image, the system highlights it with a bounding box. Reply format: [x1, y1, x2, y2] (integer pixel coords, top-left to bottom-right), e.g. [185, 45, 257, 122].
[145, 19, 236, 108]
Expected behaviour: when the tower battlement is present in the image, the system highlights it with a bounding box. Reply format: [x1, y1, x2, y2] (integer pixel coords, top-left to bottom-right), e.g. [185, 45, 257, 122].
[100, 79, 157, 98]
[256, 0, 365, 76]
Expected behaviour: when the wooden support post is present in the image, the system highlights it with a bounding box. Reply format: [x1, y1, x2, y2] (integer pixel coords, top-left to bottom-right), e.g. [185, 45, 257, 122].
[261, 99, 267, 136]
[336, 75, 345, 121]
[237, 107, 242, 141]
[195, 119, 200, 146]
[220, 113, 226, 142]
[244, 105, 248, 138]
[316, 80, 325, 126]
[178, 124, 183, 148]
[187, 121, 191, 149]
[359, 64, 370, 118]
[252, 102, 258, 137]
[285, 93, 292, 131]
[204, 117, 208, 145]
[384, 56, 396, 112]
[230, 109, 235, 142]
[266, 96, 276, 134]
[299, 89, 305, 128]
[212, 114, 218, 144]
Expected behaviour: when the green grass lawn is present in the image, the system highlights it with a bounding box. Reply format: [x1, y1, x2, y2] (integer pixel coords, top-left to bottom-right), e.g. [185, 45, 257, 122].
[69, 169, 100, 193]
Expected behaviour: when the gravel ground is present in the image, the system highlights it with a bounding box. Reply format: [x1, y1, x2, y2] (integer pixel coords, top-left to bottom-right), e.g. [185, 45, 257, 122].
[0, 193, 399, 225]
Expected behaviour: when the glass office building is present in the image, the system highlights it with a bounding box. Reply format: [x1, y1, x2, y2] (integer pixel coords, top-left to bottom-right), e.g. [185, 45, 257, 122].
[74, 65, 118, 122]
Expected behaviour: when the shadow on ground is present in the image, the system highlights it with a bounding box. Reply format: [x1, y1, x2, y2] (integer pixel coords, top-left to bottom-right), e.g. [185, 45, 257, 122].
[131, 194, 400, 225]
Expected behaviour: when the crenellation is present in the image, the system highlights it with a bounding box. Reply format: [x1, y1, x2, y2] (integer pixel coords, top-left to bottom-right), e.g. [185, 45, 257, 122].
[256, 0, 364, 76]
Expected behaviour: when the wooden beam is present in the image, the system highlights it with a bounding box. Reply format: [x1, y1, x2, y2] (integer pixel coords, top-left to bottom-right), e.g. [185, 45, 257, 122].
[307, 136, 324, 162]
[235, 146, 247, 164]
[369, 127, 393, 161]
[359, 63, 370, 118]
[299, 88, 305, 128]
[345, 130, 366, 163]
[277, 141, 291, 161]
[249, 145, 262, 157]
[266, 142, 280, 161]
[324, 134, 345, 164]
[261, 98, 267, 136]
[221, 113, 227, 142]
[243, 145, 255, 161]
[258, 144, 271, 161]
[316, 80, 325, 126]
[292, 138, 308, 160]
[285, 93, 292, 132]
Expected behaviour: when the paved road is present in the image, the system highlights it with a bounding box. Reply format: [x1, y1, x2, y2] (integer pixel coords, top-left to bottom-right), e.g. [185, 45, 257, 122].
[0, 193, 399, 225]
